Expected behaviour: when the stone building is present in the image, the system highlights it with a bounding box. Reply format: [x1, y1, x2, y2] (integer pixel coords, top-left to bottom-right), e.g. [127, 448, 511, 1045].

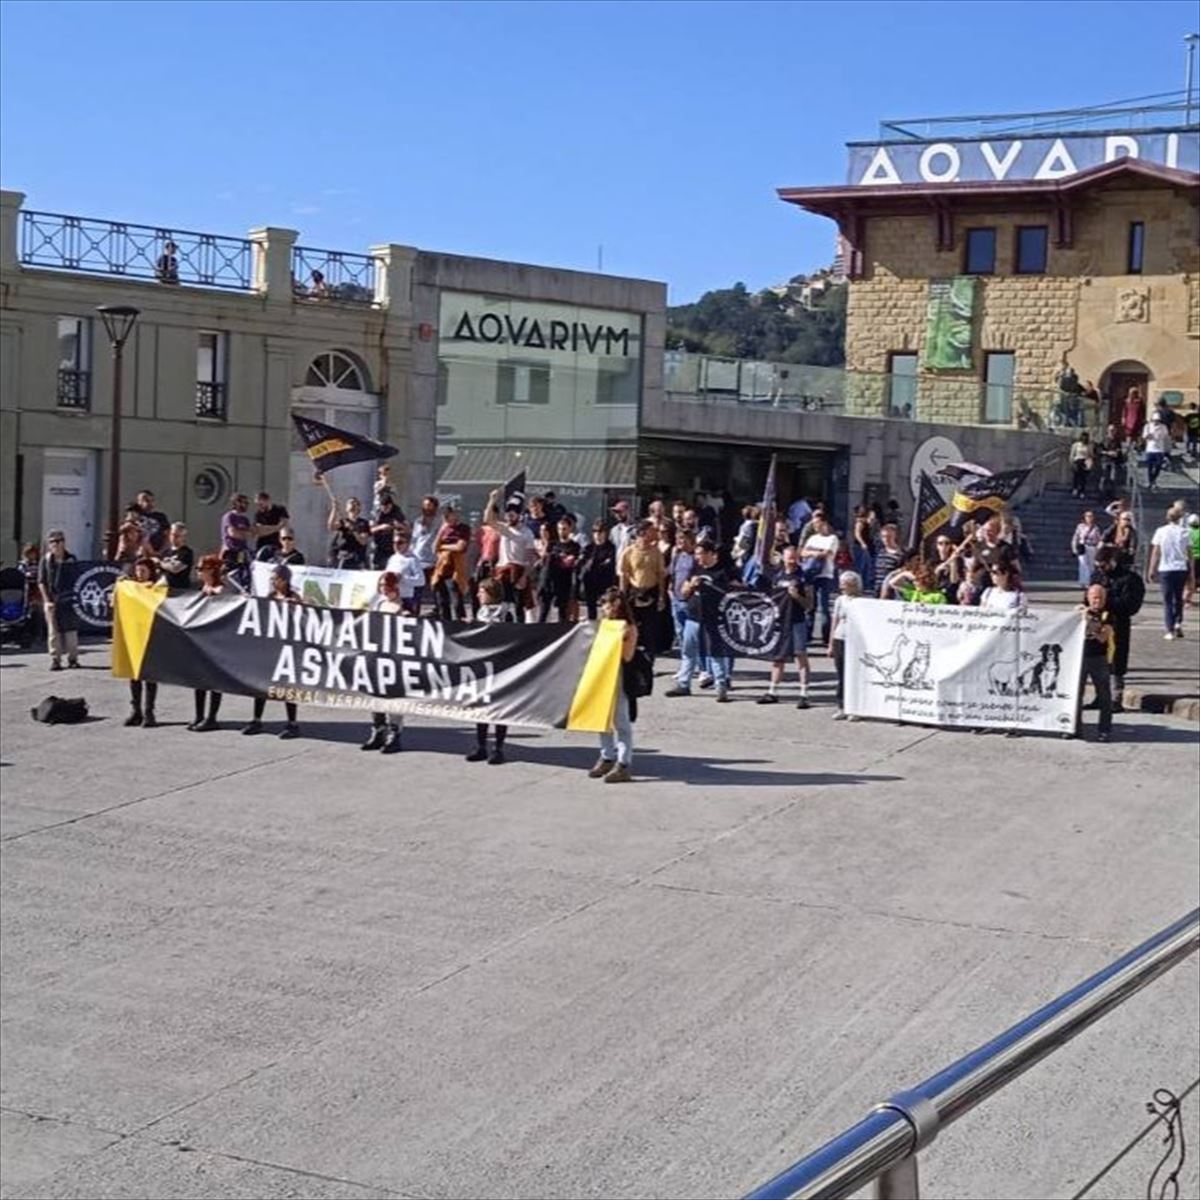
[780, 145, 1200, 428]
[0, 189, 664, 564]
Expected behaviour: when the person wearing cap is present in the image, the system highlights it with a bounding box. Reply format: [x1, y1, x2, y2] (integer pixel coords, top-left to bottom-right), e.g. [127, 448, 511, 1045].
[243, 565, 302, 738]
[609, 500, 634, 557]
[38, 529, 81, 670]
[484, 487, 537, 622]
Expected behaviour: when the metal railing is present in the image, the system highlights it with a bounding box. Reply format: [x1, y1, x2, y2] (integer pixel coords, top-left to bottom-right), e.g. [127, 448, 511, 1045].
[195, 381, 227, 421]
[55, 367, 90, 410]
[746, 908, 1200, 1200]
[20, 210, 255, 291]
[291, 245, 379, 306]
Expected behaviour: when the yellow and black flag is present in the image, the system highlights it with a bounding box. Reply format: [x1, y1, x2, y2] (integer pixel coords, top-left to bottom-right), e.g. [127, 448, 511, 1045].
[292, 414, 398, 475]
[907, 470, 952, 552]
[949, 467, 1031, 525]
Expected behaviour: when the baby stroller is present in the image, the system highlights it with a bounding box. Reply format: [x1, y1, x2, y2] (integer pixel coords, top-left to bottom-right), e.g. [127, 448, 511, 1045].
[0, 566, 36, 647]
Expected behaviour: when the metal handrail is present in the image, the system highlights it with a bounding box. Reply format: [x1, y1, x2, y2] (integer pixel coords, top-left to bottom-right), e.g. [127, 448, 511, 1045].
[746, 908, 1200, 1200]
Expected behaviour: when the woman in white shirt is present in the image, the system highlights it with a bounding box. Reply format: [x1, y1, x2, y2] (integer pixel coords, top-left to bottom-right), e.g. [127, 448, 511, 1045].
[1142, 417, 1172, 491]
[801, 515, 840, 641]
[1071, 510, 1103, 589]
[978, 561, 1027, 613]
[384, 529, 428, 615]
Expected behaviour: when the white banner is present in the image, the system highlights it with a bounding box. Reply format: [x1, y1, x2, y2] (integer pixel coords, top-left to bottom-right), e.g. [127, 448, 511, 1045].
[250, 562, 381, 611]
[844, 599, 1085, 733]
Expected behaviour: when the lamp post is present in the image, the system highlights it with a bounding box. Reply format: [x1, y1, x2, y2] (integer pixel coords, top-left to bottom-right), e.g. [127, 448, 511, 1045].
[97, 304, 139, 560]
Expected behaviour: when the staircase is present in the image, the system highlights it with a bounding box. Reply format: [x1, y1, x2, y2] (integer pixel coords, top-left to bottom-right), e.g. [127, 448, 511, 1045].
[1016, 461, 1200, 582]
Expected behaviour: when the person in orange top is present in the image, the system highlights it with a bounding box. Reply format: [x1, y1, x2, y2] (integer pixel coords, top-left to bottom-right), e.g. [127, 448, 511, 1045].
[430, 503, 471, 621]
[618, 519, 668, 657]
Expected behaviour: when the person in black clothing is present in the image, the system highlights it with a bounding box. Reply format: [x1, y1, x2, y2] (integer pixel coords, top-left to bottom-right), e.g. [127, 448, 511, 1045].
[327, 495, 370, 569]
[1090, 545, 1142, 714]
[540, 516, 581, 623]
[542, 491, 566, 526]
[253, 492, 290, 556]
[154, 522, 194, 593]
[38, 530, 80, 669]
[256, 528, 305, 566]
[243, 566, 302, 738]
[190, 554, 229, 731]
[1097, 424, 1126, 498]
[134, 490, 171, 553]
[368, 492, 408, 569]
[1075, 584, 1114, 742]
[577, 521, 618, 619]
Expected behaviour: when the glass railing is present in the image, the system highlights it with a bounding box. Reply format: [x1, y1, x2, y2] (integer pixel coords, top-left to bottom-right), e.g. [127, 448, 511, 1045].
[663, 352, 1115, 432]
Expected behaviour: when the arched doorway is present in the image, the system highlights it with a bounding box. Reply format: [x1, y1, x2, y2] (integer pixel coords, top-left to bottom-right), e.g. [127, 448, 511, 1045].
[1100, 359, 1153, 430]
[289, 350, 380, 562]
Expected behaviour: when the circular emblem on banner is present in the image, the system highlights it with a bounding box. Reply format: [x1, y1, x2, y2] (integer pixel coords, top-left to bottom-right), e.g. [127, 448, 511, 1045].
[910, 435, 962, 501]
[72, 564, 123, 630]
[718, 590, 781, 656]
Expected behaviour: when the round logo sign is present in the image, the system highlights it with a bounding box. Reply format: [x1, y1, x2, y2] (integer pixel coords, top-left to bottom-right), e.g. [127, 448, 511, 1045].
[717, 590, 782, 656]
[909, 435, 963, 501]
[71, 564, 123, 630]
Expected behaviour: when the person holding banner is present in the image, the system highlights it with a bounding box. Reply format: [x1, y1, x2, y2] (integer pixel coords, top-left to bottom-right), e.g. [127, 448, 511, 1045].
[362, 572, 406, 754]
[124, 558, 161, 728]
[1076, 584, 1115, 742]
[243, 566, 302, 740]
[189, 555, 229, 731]
[588, 588, 638, 784]
[668, 539, 734, 702]
[828, 570, 863, 720]
[467, 579, 511, 765]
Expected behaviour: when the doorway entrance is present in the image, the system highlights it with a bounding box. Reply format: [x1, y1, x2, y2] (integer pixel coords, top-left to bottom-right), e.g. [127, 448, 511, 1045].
[1102, 361, 1151, 430]
[41, 449, 97, 558]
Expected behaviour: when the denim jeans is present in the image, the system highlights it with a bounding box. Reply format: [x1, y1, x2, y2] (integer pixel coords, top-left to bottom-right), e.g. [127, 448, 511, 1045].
[1146, 451, 1166, 487]
[599, 688, 634, 767]
[1160, 570, 1187, 631]
[677, 619, 731, 689]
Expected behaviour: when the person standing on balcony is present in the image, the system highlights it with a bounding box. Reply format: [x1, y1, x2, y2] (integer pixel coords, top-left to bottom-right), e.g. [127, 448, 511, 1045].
[155, 240, 179, 284]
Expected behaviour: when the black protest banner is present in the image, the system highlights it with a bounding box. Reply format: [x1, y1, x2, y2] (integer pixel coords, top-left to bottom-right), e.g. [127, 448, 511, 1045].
[949, 467, 1031, 525]
[53, 561, 125, 631]
[698, 581, 795, 660]
[112, 583, 622, 732]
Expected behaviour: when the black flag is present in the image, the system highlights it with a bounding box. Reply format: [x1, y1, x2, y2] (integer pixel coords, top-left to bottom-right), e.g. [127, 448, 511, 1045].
[503, 469, 527, 511]
[908, 470, 952, 552]
[292, 414, 398, 475]
[949, 467, 1031, 525]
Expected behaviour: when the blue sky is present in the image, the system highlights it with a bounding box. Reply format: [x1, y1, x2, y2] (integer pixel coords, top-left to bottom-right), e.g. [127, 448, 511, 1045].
[1, 0, 1196, 303]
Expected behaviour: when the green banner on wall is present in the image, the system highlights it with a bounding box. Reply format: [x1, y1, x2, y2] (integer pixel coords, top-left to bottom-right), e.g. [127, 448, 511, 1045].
[923, 277, 976, 371]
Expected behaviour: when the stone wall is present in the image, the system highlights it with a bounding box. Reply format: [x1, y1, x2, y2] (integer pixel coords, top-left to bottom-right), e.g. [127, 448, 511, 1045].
[845, 184, 1200, 421]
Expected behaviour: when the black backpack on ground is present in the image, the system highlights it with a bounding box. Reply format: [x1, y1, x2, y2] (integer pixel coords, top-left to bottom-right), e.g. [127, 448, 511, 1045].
[30, 696, 89, 724]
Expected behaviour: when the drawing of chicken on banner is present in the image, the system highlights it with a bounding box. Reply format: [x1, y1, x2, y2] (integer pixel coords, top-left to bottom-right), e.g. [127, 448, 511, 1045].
[844, 598, 1084, 732]
[742, 454, 777, 587]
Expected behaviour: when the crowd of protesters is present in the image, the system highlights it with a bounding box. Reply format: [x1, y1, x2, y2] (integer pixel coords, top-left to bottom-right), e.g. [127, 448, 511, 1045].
[17, 459, 1198, 765]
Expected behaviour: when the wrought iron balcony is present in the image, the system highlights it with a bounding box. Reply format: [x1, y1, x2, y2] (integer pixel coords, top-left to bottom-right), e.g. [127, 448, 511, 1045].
[292, 245, 379, 306]
[56, 368, 91, 410]
[21, 210, 254, 292]
[195, 380, 227, 420]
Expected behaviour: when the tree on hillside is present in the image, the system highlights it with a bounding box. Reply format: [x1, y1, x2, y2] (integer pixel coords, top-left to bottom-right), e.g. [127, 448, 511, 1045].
[666, 280, 846, 366]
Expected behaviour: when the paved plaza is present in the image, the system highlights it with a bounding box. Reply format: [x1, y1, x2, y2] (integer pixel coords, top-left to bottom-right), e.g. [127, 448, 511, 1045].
[2, 593, 1198, 1200]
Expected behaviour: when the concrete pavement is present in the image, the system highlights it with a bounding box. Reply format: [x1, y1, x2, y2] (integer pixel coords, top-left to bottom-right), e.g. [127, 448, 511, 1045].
[1, 611, 1198, 1200]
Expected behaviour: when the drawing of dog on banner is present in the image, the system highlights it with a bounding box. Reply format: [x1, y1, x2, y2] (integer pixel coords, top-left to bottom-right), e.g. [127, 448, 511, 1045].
[987, 643, 1064, 698]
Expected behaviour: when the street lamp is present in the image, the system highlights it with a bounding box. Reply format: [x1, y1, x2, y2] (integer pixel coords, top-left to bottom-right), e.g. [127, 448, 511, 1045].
[97, 304, 139, 560]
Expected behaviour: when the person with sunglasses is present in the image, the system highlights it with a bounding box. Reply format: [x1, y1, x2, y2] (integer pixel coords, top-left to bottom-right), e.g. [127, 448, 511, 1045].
[978, 559, 1027, 613]
[255, 527, 305, 566]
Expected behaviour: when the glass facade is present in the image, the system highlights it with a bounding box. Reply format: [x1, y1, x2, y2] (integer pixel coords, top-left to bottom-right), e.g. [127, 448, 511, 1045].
[434, 291, 641, 526]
